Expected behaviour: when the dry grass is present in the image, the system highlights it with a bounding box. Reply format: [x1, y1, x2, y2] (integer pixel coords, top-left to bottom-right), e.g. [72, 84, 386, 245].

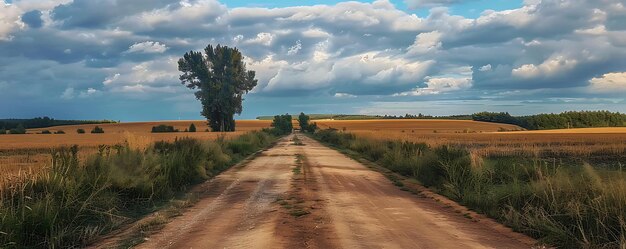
[314, 119, 626, 158]
[0, 120, 271, 180]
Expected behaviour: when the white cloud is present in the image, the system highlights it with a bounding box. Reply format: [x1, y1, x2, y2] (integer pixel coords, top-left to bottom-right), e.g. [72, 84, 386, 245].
[60, 87, 74, 99]
[334, 92, 357, 98]
[287, 40, 302, 55]
[590, 72, 626, 92]
[246, 32, 274, 46]
[126, 41, 168, 54]
[408, 31, 442, 54]
[479, 64, 492, 72]
[0, 4, 23, 41]
[101, 57, 180, 94]
[512, 55, 578, 79]
[78, 88, 99, 98]
[394, 76, 473, 96]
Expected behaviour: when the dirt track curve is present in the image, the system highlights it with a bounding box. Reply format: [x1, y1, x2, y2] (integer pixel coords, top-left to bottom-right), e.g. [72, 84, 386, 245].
[104, 134, 537, 249]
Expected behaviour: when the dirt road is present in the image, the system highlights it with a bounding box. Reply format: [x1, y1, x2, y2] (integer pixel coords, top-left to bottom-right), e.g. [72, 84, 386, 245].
[119, 134, 536, 248]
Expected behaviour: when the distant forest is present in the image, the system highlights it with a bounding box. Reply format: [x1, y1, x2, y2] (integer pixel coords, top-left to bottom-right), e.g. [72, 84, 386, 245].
[472, 111, 626, 130]
[0, 117, 117, 130]
[258, 111, 626, 130]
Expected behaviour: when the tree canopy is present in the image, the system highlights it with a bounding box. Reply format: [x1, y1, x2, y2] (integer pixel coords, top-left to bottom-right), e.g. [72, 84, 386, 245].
[472, 111, 626, 130]
[271, 114, 293, 135]
[178, 44, 258, 132]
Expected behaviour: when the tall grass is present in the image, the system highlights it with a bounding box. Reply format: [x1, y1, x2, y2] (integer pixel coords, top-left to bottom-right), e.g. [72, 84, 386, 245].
[313, 129, 626, 248]
[0, 130, 275, 248]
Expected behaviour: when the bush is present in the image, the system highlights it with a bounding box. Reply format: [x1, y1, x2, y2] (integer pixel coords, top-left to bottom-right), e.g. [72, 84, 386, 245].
[189, 123, 197, 132]
[9, 124, 26, 134]
[151, 124, 177, 133]
[91, 126, 105, 134]
[41, 130, 52, 134]
[271, 114, 293, 135]
[77, 128, 85, 134]
[55, 130, 65, 134]
[0, 128, 5, 134]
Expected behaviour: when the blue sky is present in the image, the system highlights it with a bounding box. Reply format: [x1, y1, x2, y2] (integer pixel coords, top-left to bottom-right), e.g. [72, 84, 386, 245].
[1, 0, 625, 121]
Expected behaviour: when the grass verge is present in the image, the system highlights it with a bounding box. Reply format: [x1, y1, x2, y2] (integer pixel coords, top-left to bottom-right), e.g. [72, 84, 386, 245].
[310, 129, 626, 248]
[0, 130, 277, 248]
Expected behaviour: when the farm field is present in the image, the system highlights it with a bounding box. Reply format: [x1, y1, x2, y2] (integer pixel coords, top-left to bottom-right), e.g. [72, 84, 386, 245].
[314, 119, 626, 159]
[0, 120, 271, 181]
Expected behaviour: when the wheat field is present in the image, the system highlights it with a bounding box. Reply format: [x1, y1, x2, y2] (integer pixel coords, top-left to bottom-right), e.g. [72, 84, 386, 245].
[313, 119, 626, 158]
[0, 120, 271, 181]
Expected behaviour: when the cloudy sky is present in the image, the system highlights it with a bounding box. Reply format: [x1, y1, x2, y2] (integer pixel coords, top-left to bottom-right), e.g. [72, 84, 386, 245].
[1, 0, 625, 121]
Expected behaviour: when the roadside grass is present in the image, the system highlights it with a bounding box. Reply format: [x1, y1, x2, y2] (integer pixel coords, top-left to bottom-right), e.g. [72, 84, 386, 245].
[292, 135, 304, 146]
[0, 130, 277, 248]
[276, 153, 311, 218]
[312, 129, 626, 248]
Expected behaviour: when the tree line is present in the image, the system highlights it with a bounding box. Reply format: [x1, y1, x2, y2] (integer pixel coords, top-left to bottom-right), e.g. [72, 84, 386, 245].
[472, 111, 626, 130]
[0, 117, 117, 130]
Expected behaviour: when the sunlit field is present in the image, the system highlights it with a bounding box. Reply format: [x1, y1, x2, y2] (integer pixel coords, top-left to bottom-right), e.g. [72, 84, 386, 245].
[0, 120, 271, 181]
[314, 119, 626, 159]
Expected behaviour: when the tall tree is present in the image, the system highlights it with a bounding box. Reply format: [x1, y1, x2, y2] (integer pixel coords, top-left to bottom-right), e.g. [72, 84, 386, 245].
[298, 112, 310, 131]
[178, 44, 258, 132]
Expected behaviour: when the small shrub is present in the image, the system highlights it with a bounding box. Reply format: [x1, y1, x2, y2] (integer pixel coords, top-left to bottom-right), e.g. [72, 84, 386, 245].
[189, 123, 197, 132]
[77, 128, 86, 134]
[91, 126, 105, 134]
[41, 130, 52, 134]
[0, 128, 6, 134]
[151, 124, 177, 133]
[9, 124, 26, 134]
[55, 130, 66, 134]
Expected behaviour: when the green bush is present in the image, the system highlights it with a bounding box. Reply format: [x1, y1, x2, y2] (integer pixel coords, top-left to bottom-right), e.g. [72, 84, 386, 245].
[55, 130, 65, 134]
[77, 128, 86, 134]
[41, 130, 52, 134]
[0, 128, 6, 134]
[91, 126, 104, 134]
[271, 114, 293, 135]
[9, 124, 26, 134]
[152, 124, 178, 133]
[189, 123, 197, 132]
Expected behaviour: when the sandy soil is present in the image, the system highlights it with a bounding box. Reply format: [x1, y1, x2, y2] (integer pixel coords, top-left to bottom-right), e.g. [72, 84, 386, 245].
[97, 133, 537, 249]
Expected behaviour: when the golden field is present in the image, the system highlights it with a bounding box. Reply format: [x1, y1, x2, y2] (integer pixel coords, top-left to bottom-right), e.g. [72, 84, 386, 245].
[0, 120, 271, 180]
[3, 119, 626, 182]
[313, 119, 626, 158]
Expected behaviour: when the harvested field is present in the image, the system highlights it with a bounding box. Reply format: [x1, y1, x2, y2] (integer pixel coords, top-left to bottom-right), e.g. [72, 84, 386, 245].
[313, 120, 626, 159]
[0, 120, 271, 180]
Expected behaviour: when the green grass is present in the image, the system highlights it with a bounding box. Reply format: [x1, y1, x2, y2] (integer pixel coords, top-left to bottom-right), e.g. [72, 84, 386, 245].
[0, 130, 277, 248]
[312, 129, 626, 248]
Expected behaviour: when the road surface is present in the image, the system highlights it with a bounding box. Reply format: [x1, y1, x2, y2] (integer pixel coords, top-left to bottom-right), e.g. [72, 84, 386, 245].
[110, 134, 536, 248]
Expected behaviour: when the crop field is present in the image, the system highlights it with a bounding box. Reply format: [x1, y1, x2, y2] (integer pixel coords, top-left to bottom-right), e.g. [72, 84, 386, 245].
[314, 119, 626, 159]
[0, 120, 271, 181]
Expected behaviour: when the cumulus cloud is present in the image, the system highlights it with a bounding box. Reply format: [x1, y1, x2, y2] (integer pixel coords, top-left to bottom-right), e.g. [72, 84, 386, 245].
[125, 41, 168, 54]
[590, 72, 626, 92]
[512, 55, 578, 79]
[334, 92, 357, 98]
[60, 87, 74, 99]
[1, 0, 626, 118]
[246, 32, 274, 46]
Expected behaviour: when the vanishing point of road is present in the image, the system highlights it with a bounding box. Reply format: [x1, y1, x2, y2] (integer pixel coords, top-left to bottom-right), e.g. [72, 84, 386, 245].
[103, 134, 537, 249]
